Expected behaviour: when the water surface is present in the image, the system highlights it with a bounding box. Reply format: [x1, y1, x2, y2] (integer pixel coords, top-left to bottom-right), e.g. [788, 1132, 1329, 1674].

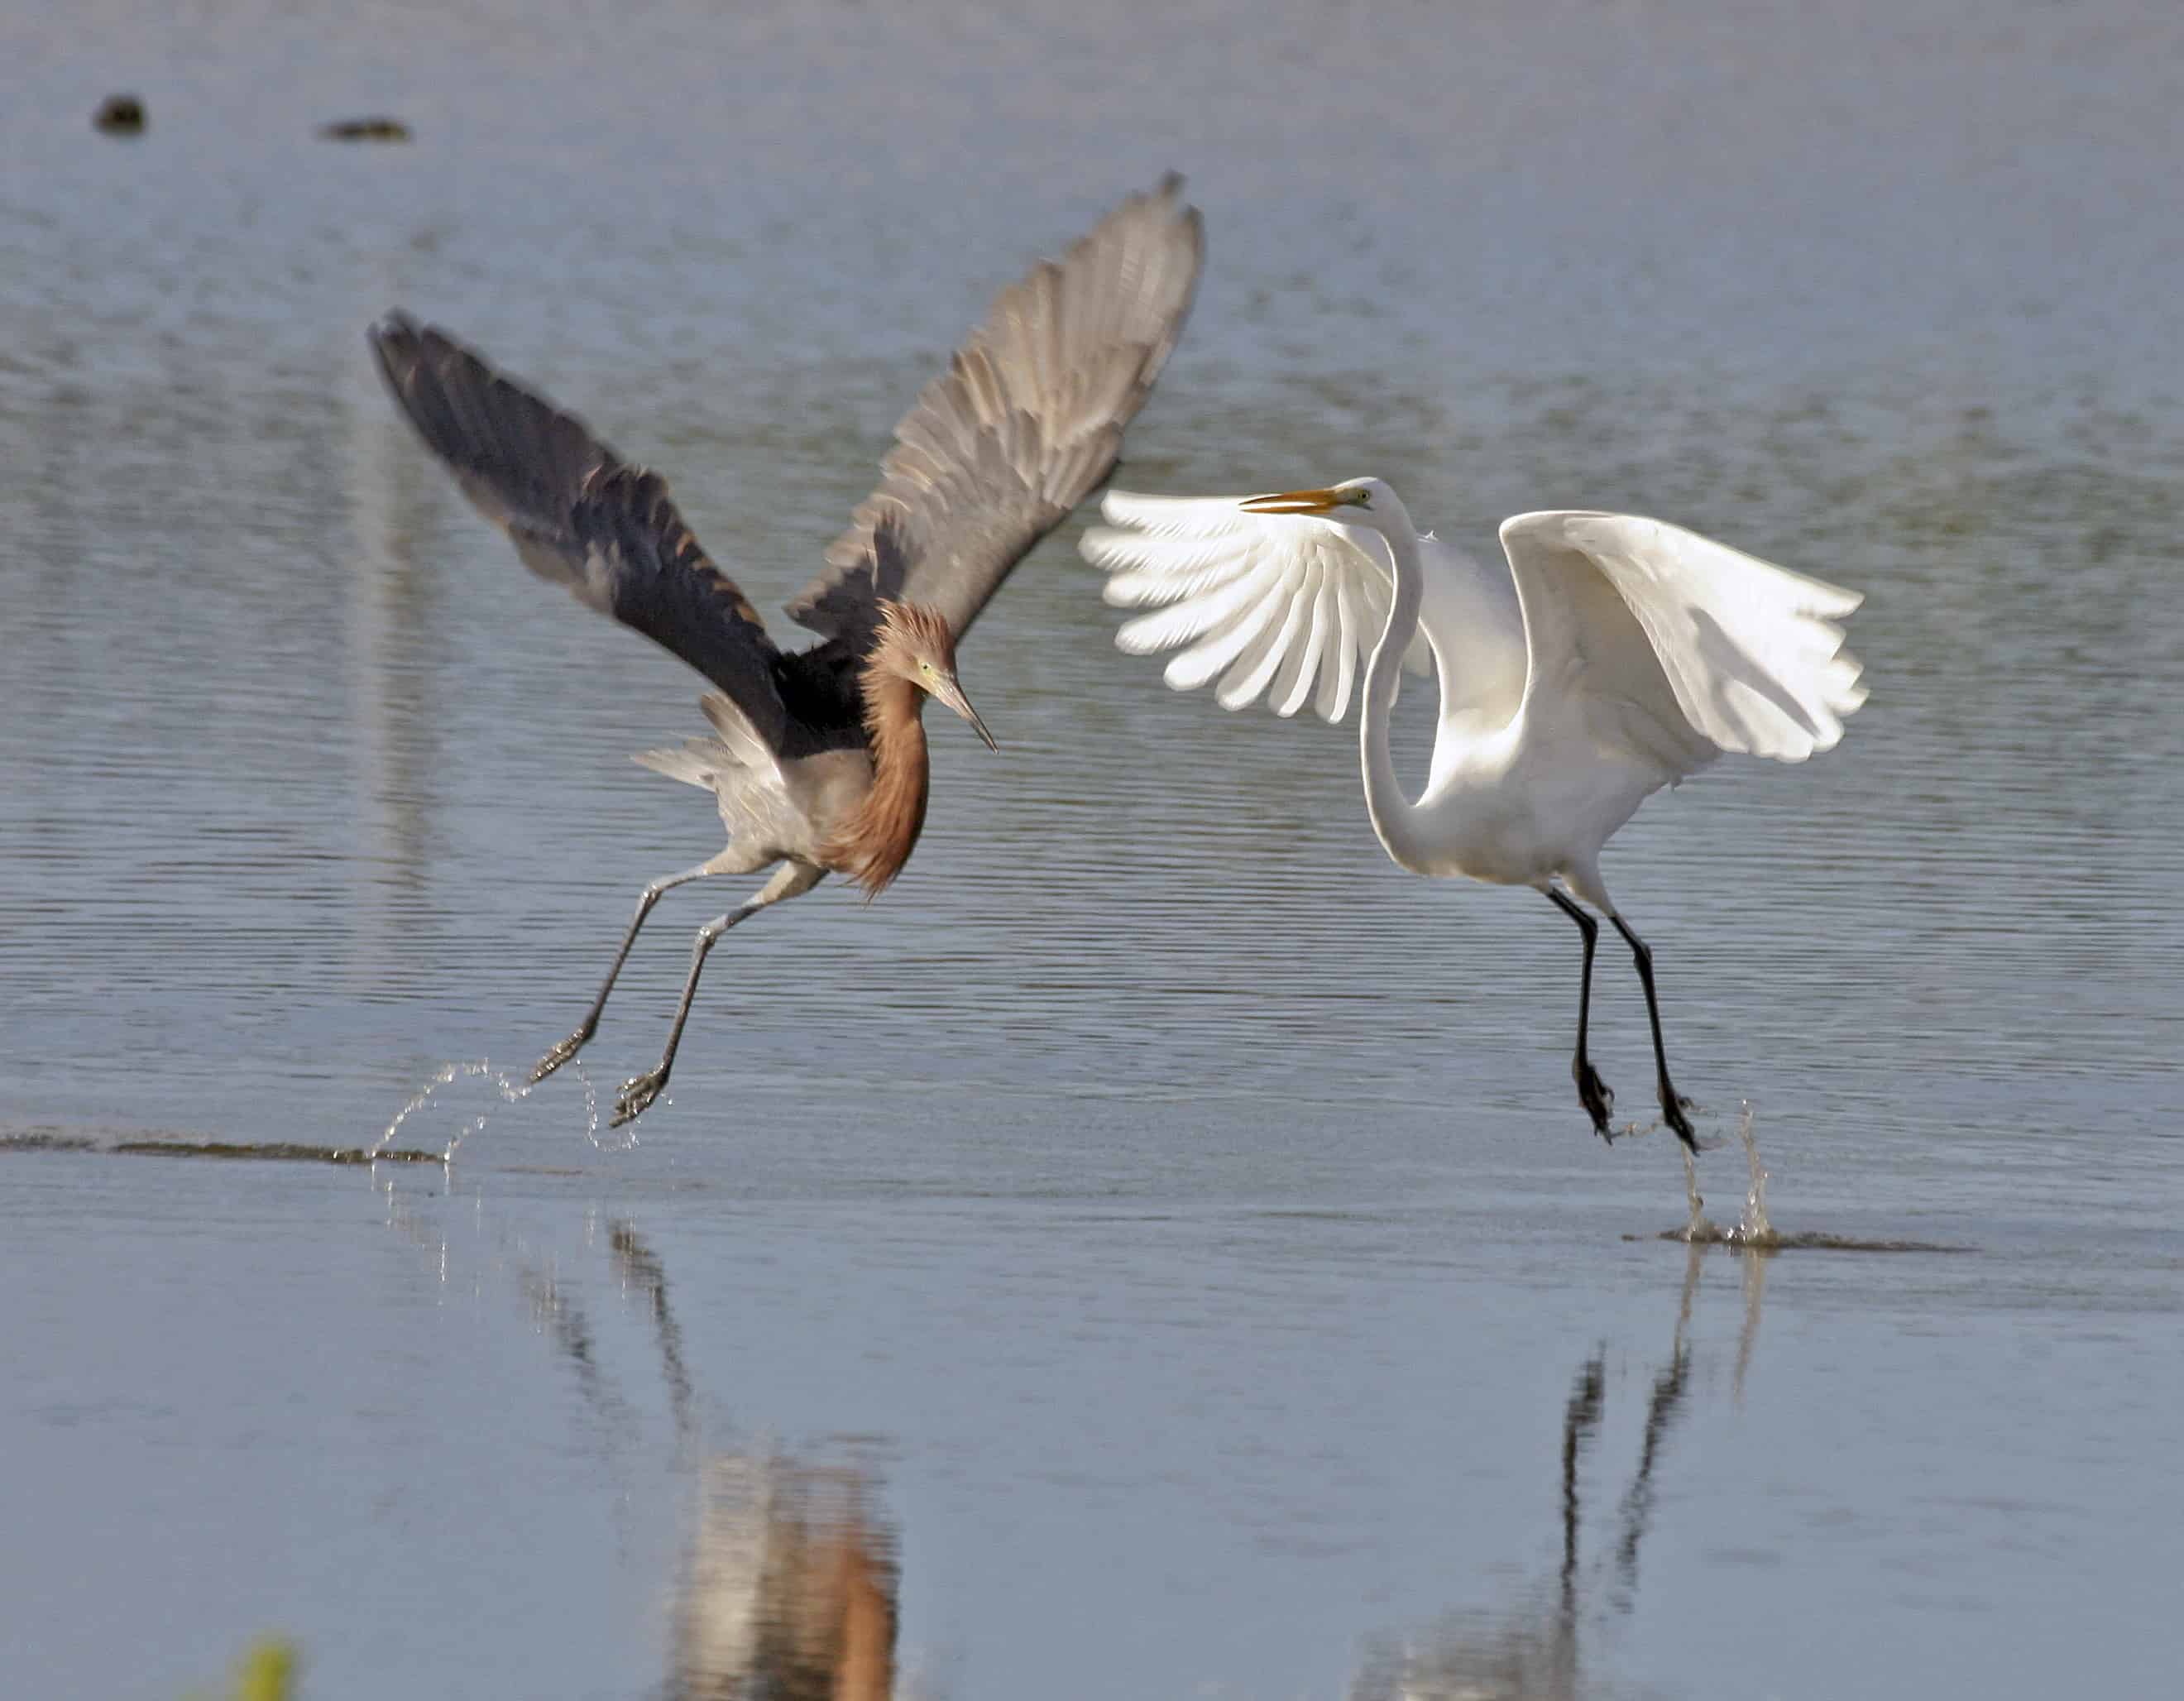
[2, 2, 2181, 1696]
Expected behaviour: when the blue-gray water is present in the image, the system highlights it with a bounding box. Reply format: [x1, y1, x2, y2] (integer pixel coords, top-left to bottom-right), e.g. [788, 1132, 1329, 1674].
[2, 2, 2181, 1696]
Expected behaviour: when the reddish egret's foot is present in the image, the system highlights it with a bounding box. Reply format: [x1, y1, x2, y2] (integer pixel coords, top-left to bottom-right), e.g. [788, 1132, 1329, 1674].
[612, 1066, 668, 1127]
[1660, 1084, 1699, 1151]
[1575, 1061, 1616, 1143]
[531, 1031, 587, 1085]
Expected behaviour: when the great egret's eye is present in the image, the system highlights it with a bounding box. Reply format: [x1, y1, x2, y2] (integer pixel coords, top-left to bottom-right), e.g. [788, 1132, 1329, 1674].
[1353, 488, 1372, 509]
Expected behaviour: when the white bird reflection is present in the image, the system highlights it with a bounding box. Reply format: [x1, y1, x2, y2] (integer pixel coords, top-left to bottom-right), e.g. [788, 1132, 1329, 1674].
[1349, 1243, 1765, 1701]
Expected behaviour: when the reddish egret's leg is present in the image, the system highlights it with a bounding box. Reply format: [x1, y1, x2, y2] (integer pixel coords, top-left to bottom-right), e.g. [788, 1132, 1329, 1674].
[532, 860, 726, 1083]
[612, 862, 825, 1126]
[1547, 888, 1616, 1141]
[1608, 913, 1698, 1150]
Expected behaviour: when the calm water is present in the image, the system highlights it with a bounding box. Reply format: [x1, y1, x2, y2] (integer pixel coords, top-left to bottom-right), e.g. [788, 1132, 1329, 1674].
[3, 1, 2182, 1695]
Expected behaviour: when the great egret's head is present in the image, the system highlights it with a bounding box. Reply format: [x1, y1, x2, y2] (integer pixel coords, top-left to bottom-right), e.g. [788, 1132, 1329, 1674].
[876, 600, 998, 750]
[1239, 477, 1403, 531]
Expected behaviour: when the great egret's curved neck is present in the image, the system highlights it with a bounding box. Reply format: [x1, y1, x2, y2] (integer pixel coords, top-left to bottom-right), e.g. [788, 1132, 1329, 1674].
[1360, 512, 1434, 874]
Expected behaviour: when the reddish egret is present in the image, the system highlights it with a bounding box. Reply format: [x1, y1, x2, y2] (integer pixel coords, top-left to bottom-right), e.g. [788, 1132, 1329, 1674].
[373, 177, 1202, 1124]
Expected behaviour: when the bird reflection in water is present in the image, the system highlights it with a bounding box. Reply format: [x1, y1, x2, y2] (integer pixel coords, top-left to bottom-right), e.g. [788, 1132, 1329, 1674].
[607, 1224, 902, 1701]
[372, 1181, 903, 1699]
[371, 1175, 1770, 1698]
[1351, 1243, 1764, 1701]
[670, 1454, 898, 1701]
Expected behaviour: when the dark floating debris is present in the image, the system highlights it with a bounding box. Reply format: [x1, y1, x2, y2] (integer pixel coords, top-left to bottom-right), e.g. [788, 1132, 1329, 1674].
[93, 93, 146, 136]
[318, 117, 411, 143]
[1646, 1225, 1972, 1254]
[4, 1132, 442, 1164]
[0, 1132, 98, 1153]
[109, 1140, 443, 1164]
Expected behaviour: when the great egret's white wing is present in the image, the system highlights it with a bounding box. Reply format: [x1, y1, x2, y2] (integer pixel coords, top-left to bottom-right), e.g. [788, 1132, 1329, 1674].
[1500, 510, 1867, 769]
[1081, 491, 1430, 721]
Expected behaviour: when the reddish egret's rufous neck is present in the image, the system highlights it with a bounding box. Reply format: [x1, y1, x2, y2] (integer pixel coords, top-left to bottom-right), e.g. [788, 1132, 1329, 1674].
[818, 600, 994, 898]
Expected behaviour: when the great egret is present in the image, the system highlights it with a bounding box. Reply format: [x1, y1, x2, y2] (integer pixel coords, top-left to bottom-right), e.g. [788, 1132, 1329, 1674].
[1082, 478, 1866, 1150]
[373, 177, 1203, 1125]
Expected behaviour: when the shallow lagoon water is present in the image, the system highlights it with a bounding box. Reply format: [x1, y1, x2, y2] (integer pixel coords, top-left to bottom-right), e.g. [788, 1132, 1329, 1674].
[2, 2, 2182, 1695]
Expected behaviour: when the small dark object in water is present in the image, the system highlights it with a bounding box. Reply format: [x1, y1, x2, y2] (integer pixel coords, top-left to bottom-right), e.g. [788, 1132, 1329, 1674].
[111, 1139, 443, 1164]
[0, 1132, 98, 1153]
[94, 94, 146, 136]
[318, 116, 411, 143]
[1633, 1227, 1973, 1254]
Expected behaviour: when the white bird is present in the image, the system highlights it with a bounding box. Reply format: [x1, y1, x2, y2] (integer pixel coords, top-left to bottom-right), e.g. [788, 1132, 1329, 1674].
[1081, 478, 1866, 1149]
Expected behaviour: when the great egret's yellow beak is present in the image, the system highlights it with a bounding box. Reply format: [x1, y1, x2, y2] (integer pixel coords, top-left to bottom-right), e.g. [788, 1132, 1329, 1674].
[1240, 486, 1366, 515]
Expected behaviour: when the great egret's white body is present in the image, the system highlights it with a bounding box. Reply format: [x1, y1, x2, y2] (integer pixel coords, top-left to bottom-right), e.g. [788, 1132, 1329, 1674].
[1081, 478, 1866, 1148]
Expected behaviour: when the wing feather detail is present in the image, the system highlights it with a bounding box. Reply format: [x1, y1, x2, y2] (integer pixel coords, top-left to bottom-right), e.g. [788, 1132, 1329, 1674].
[787, 176, 1204, 654]
[1499, 510, 1867, 767]
[1082, 490, 1425, 721]
[368, 312, 808, 755]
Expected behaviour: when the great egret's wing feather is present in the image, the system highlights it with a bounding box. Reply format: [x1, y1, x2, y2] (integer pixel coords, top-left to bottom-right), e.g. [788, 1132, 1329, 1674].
[370, 313, 808, 755]
[1083, 491, 1434, 721]
[787, 176, 1204, 653]
[1301, 573, 1343, 721]
[1269, 557, 1331, 716]
[1323, 571, 1363, 721]
[1500, 510, 1866, 770]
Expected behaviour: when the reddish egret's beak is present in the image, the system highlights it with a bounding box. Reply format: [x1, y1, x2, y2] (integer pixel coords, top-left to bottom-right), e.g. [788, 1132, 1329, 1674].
[935, 676, 998, 750]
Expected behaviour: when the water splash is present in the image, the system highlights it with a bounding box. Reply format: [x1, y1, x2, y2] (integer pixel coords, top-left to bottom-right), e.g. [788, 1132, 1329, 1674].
[1616, 1098, 1723, 1152]
[371, 1060, 517, 1162]
[1735, 1101, 1773, 1244]
[1667, 1101, 1774, 1248]
[371, 1056, 625, 1162]
[1651, 1104, 1966, 1253]
[1678, 1143, 1710, 1242]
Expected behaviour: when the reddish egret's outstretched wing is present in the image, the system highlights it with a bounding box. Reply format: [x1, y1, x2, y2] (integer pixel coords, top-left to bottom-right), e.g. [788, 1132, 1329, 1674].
[369, 313, 815, 756]
[785, 175, 1204, 654]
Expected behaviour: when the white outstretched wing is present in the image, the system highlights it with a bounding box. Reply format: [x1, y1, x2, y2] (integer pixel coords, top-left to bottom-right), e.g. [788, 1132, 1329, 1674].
[1080, 491, 1430, 721]
[1500, 510, 1867, 766]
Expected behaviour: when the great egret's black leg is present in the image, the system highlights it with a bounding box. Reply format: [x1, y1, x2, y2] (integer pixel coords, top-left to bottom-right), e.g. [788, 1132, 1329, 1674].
[1609, 913, 1698, 1150]
[1547, 888, 1616, 1141]
[612, 898, 764, 1126]
[533, 861, 724, 1084]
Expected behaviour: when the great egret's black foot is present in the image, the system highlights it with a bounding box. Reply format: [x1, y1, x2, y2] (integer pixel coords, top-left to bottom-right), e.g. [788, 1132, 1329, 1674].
[612, 1066, 668, 1128]
[1574, 1060, 1616, 1143]
[531, 1030, 588, 1085]
[1660, 1085, 1699, 1152]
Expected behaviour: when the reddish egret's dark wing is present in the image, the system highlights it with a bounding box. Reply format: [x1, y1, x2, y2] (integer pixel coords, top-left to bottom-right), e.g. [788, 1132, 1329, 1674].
[784, 175, 1205, 654]
[369, 313, 807, 755]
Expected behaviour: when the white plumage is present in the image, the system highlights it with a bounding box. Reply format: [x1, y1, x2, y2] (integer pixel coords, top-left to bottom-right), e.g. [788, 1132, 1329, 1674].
[1082, 477, 1866, 1150]
[1093, 489, 1432, 718]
